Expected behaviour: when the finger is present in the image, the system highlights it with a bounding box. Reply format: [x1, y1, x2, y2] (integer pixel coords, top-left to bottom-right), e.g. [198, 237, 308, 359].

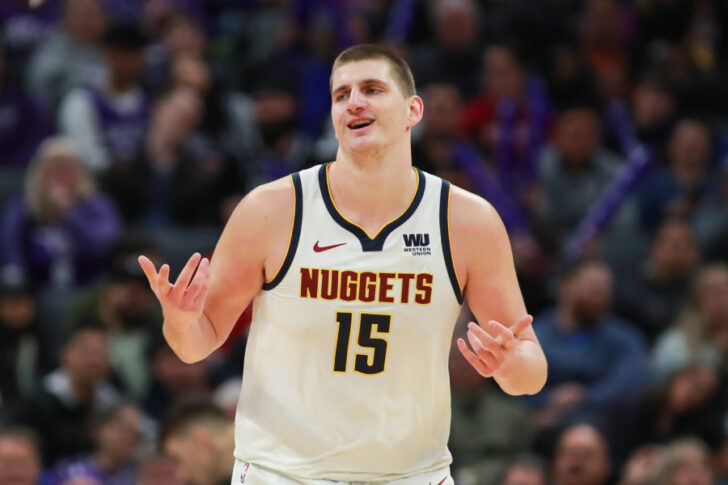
[158, 264, 172, 295]
[487, 320, 515, 349]
[185, 258, 210, 303]
[466, 329, 500, 369]
[467, 322, 505, 361]
[511, 314, 534, 337]
[171, 253, 202, 300]
[457, 338, 494, 377]
[191, 258, 212, 308]
[191, 280, 209, 308]
[137, 255, 159, 288]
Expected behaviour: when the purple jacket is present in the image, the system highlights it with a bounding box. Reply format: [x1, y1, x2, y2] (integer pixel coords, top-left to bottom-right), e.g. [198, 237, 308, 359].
[0, 194, 121, 289]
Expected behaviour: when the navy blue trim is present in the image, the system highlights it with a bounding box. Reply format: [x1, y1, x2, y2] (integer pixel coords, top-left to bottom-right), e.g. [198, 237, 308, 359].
[440, 180, 464, 304]
[263, 173, 303, 290]
[318, 163, 426, 252]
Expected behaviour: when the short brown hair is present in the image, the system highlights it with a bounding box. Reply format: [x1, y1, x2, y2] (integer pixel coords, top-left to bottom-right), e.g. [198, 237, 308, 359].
[158, 396, 229, 447]
[331, 44, 416, 97]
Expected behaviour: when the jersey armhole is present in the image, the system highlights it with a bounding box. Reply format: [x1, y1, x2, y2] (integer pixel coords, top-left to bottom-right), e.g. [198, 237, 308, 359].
[262, 173, 303, 290]
[439, 180, 464, 305]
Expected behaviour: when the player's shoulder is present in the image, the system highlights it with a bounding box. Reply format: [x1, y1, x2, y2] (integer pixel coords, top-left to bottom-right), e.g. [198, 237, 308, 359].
[447, 183, 503, 237]
[228, 175, 296, 231]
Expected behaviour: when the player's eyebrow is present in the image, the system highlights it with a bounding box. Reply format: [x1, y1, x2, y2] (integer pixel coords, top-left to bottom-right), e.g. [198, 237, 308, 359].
[332, 78, 389, 95]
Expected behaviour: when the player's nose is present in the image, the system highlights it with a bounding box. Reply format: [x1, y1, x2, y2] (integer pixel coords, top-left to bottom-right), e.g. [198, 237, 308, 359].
[346, 89, 366, 112]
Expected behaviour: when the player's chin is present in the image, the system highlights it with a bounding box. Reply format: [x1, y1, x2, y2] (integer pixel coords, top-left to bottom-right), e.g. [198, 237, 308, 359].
[346, 137, 379, 153]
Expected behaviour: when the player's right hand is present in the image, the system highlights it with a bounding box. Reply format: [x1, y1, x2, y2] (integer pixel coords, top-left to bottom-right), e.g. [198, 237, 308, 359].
[138, 252, 211, 330]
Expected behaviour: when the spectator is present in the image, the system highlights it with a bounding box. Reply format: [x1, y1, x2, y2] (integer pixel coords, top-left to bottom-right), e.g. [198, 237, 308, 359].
[448, 333, 535, 485]
[69, 255, 161, 400]
[578, 0, 631, 100]
[241, 64, 312, 187]
[545, 42, 598, 113]
[461, 42, 551, 203]
[614, 218, 699, 343]
[168, 51, 255, 190]
[100, 87, 242, 227]
[137, 454, 182, 485]
[145, 12, 207, 95]
[143, 332, 210, 420]
[638, 119, 715, 234]
[410, 0, 483, 99]
[26, 0, 108, 109]
[619, 445, 664, 485]
[652, 263, 728, 382]
[58, 23, 150, 173]
[411, 83, 473, 190]
[0, 277, 53, 407]
[0, 44, 53, 170]
[5, 325, 121, 466]
[529, 260, 649, 428]
[501, 454, 547, 485]
[537, 103, 626, 247]
[654, 439, 713, 485]
[0, 0, 63, 70]
[553, 424, 611, 485]
[47, 403, 143, 485]
[0, 137, 121, 290]
[629, 75, 678, 150]
[632, 364, 724, 450]
[0, 427, 43, 485]
[159, 398, 234, 485]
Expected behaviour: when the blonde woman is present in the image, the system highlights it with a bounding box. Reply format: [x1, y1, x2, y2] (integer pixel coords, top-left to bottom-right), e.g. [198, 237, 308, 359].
[653, 263, 728, 382]
[0, 137, 121, 289]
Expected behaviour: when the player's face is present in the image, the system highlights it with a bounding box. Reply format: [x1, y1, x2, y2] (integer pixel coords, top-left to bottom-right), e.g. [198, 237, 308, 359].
[331, 59, 420, 154]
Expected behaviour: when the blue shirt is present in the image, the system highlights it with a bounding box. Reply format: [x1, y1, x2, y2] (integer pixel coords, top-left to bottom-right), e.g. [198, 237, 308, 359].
[529, 309, 649, 407]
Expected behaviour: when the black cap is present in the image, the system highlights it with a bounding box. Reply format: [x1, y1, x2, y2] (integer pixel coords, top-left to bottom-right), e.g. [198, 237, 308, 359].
[102, 23, 149, 51]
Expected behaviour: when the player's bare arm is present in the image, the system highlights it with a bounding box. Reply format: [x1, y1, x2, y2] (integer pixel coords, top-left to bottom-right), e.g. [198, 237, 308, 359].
[449, 185, 548, 395]
[138, 176, 295, 363]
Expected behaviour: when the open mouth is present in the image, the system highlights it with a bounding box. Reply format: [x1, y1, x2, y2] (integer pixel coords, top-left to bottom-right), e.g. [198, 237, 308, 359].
[347, 119, 374, 130]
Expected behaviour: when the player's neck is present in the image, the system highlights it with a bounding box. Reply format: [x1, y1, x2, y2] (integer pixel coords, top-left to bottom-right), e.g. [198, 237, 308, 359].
[330, 146, 417, 235]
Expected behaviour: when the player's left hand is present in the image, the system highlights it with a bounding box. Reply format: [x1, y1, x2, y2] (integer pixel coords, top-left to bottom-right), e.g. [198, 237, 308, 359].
[456, 315, 533, 378]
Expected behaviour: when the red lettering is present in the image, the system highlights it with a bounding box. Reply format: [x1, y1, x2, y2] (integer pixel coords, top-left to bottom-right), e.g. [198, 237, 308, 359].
[341, 271, 358, 301]
[378, 272, 395, 303]
[300, 268, 319, 298]
[359, 272, 377, 302]
[415, 273, 433, 304]
[397, 273, 415, 303]
[321, 269, 339, 300]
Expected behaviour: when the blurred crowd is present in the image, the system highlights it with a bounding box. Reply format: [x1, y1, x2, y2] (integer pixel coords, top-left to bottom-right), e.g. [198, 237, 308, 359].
[2, 0, 728, 484]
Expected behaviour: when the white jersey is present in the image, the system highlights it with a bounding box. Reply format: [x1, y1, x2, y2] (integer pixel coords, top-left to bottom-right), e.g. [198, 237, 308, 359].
[234, 163, 464, 482]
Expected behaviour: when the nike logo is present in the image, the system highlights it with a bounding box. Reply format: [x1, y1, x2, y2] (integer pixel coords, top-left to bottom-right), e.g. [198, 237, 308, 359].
[437, 478, 447, 485]
[313, 241, 346, 252]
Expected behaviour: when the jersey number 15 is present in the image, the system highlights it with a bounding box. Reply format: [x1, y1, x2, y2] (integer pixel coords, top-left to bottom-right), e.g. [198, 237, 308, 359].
[333, 312, 391, 375]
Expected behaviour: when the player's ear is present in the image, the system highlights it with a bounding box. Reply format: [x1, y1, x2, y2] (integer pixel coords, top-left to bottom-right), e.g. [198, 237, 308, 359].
[406, 95, 424, 129]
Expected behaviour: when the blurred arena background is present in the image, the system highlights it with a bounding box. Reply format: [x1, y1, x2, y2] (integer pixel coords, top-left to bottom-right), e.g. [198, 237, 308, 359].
[1, 0, 728, 484]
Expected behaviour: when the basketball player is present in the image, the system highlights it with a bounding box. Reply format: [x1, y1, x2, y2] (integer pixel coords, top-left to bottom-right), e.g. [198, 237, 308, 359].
[139, 44, 547, 485]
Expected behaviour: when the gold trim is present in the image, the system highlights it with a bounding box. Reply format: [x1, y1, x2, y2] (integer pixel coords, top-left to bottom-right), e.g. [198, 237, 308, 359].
[325, 163, 420, 240]
[446, 186, 463, 293]
[264, 175, 297, 285]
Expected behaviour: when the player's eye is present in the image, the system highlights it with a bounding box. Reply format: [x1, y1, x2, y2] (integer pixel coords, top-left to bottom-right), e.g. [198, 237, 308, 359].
[335, 92, 348, 101]
[366, 87, 381, 94]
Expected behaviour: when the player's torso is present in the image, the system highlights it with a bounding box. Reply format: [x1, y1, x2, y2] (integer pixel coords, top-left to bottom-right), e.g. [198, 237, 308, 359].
[234, 163, 463, 482]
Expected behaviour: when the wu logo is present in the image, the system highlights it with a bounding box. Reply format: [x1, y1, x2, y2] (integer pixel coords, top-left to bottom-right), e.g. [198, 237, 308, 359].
[403, 233, 430, 247]
[403, 233, 431, 255]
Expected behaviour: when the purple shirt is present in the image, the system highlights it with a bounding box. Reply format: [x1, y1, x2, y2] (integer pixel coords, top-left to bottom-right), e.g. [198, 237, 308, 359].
[0, 82, 53, 168]
[0, 194, 122, 289]
[89, 88, 150, 163]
